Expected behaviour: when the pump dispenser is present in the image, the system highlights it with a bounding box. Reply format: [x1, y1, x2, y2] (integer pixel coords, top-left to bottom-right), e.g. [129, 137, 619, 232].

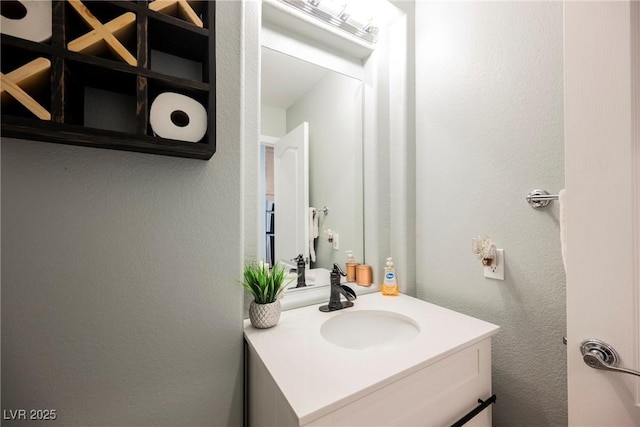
[345, 250, 359, 282]
[381, 257, 399, 296]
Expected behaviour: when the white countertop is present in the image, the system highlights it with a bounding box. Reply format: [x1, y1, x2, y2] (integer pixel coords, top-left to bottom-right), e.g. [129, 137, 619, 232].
[244, 293, 500, 425]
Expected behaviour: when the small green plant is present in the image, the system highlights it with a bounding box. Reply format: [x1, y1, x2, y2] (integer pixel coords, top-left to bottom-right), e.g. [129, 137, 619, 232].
[241, 261, 291, 304]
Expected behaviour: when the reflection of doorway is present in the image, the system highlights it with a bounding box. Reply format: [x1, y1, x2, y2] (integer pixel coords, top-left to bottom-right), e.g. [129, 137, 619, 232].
[274, 122, 309, 266]
[258, 123, 309, 268]
[259, 136, 277, 266]
[265, 146, 275, 267]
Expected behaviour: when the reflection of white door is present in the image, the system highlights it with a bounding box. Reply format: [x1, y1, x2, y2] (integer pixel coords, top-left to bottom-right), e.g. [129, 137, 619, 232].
[274, 122, 309, 265]
[565, 2, 640, 425]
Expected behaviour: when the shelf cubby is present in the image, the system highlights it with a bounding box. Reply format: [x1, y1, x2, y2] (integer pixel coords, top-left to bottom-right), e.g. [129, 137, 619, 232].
[64, 0, 138, 66]
[1, 48, 52, 121]
[146, 75, 210, 144]
[147, 14, 208, 81]
[148, 0, 208, 29]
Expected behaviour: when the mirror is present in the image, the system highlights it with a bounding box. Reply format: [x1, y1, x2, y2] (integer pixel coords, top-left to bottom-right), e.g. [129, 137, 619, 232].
[259, 46, 364, 282]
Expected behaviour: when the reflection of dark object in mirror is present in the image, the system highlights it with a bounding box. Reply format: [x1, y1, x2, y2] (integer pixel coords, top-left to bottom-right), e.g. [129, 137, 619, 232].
[265, 201, 275, 267]
[269, 203, 275, 233]
[294, 254, 307, 288]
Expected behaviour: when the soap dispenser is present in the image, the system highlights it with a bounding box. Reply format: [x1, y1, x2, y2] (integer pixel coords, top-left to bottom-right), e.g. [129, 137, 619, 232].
[381, 257, 399, 296]
[345, 250, 359, 282]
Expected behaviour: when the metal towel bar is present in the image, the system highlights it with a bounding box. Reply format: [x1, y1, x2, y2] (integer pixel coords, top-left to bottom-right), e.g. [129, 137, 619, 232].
[526, 189, 559, 208]
[451, 394, 497, 427]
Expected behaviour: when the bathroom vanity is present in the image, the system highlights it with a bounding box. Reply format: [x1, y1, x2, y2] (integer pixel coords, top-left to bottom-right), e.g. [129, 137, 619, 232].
[244, 293, 499, 426]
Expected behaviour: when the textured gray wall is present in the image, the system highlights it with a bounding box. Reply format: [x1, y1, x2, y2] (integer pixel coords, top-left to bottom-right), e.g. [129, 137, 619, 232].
[287, 72, 364, 269]
[1, 3, 244, 426]
[415, 2, 566, 426]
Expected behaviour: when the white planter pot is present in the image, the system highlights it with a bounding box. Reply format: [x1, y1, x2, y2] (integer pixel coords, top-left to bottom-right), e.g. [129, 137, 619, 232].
[249, 300, 281, 329]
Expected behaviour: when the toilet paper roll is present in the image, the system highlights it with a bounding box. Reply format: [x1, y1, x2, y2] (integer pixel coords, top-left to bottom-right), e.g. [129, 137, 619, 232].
[149, 92, 207, 143]
[1, 0, 52, 43]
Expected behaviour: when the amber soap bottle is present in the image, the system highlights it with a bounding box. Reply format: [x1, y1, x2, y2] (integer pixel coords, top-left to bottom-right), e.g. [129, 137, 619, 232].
[345, 250, 359, 282]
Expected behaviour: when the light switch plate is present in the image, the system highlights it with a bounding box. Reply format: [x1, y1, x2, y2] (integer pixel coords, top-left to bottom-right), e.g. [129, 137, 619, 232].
[484, 249, 504, 280]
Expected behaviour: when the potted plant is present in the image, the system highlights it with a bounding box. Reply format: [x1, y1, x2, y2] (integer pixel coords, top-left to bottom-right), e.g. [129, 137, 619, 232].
[241, 261, 291, 329]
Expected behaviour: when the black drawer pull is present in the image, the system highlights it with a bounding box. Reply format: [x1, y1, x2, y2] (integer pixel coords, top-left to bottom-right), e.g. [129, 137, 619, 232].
[451, 394, 497, 427]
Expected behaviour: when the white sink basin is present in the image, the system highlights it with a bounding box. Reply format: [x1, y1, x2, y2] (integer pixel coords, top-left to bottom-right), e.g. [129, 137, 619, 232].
[320, 310, 420, 350]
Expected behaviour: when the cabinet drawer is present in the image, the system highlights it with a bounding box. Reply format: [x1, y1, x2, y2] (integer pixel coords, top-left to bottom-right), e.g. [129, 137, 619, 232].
[307, 339, 492, 427]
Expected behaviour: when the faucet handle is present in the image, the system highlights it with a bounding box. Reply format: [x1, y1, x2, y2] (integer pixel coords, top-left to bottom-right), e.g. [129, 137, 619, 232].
[332, 263, 346, 277]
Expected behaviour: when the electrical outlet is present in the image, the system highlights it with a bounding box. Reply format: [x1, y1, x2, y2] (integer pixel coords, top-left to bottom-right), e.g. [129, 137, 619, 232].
[332, 233, 339, 250]
[484, 249, 504, 280]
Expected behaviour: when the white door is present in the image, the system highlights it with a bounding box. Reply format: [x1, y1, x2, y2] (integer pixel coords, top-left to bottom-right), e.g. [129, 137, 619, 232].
[565, 1, 640, 425]
[274, 122, 309, 265]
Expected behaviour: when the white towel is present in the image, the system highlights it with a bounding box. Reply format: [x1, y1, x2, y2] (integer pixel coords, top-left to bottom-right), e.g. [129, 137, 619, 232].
[309, 207, 319, 262]
[312, 209, 319, 239]
[559, 189, 567, 273]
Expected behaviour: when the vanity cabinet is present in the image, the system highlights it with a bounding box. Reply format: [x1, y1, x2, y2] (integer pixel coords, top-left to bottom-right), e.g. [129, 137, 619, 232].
[247, 338, 492, 427]
[1, 0, 216, 159]
[244, 294, 499, 427]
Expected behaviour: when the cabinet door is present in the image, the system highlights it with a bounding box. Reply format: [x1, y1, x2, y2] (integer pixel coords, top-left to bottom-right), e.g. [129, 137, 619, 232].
[248, 347, 299, 427]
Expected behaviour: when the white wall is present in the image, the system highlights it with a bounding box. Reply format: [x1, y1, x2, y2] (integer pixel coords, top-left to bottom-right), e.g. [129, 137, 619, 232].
[287, 72, 364, 269]
[1, 3, 245, 426]
[261, 104, 287, 138]
[415, 2, 566, 426]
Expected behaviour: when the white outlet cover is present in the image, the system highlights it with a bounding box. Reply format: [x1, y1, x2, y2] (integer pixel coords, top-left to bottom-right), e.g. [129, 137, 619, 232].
[484, 249, 505, 280]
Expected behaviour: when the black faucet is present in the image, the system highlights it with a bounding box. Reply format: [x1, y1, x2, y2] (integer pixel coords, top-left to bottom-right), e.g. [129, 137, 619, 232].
[319, 264, 357, 312]
[293, 254, 307, 288]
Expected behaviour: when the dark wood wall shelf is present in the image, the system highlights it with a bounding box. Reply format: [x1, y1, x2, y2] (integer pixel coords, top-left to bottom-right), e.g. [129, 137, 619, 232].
[1, 0, 216, 160]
